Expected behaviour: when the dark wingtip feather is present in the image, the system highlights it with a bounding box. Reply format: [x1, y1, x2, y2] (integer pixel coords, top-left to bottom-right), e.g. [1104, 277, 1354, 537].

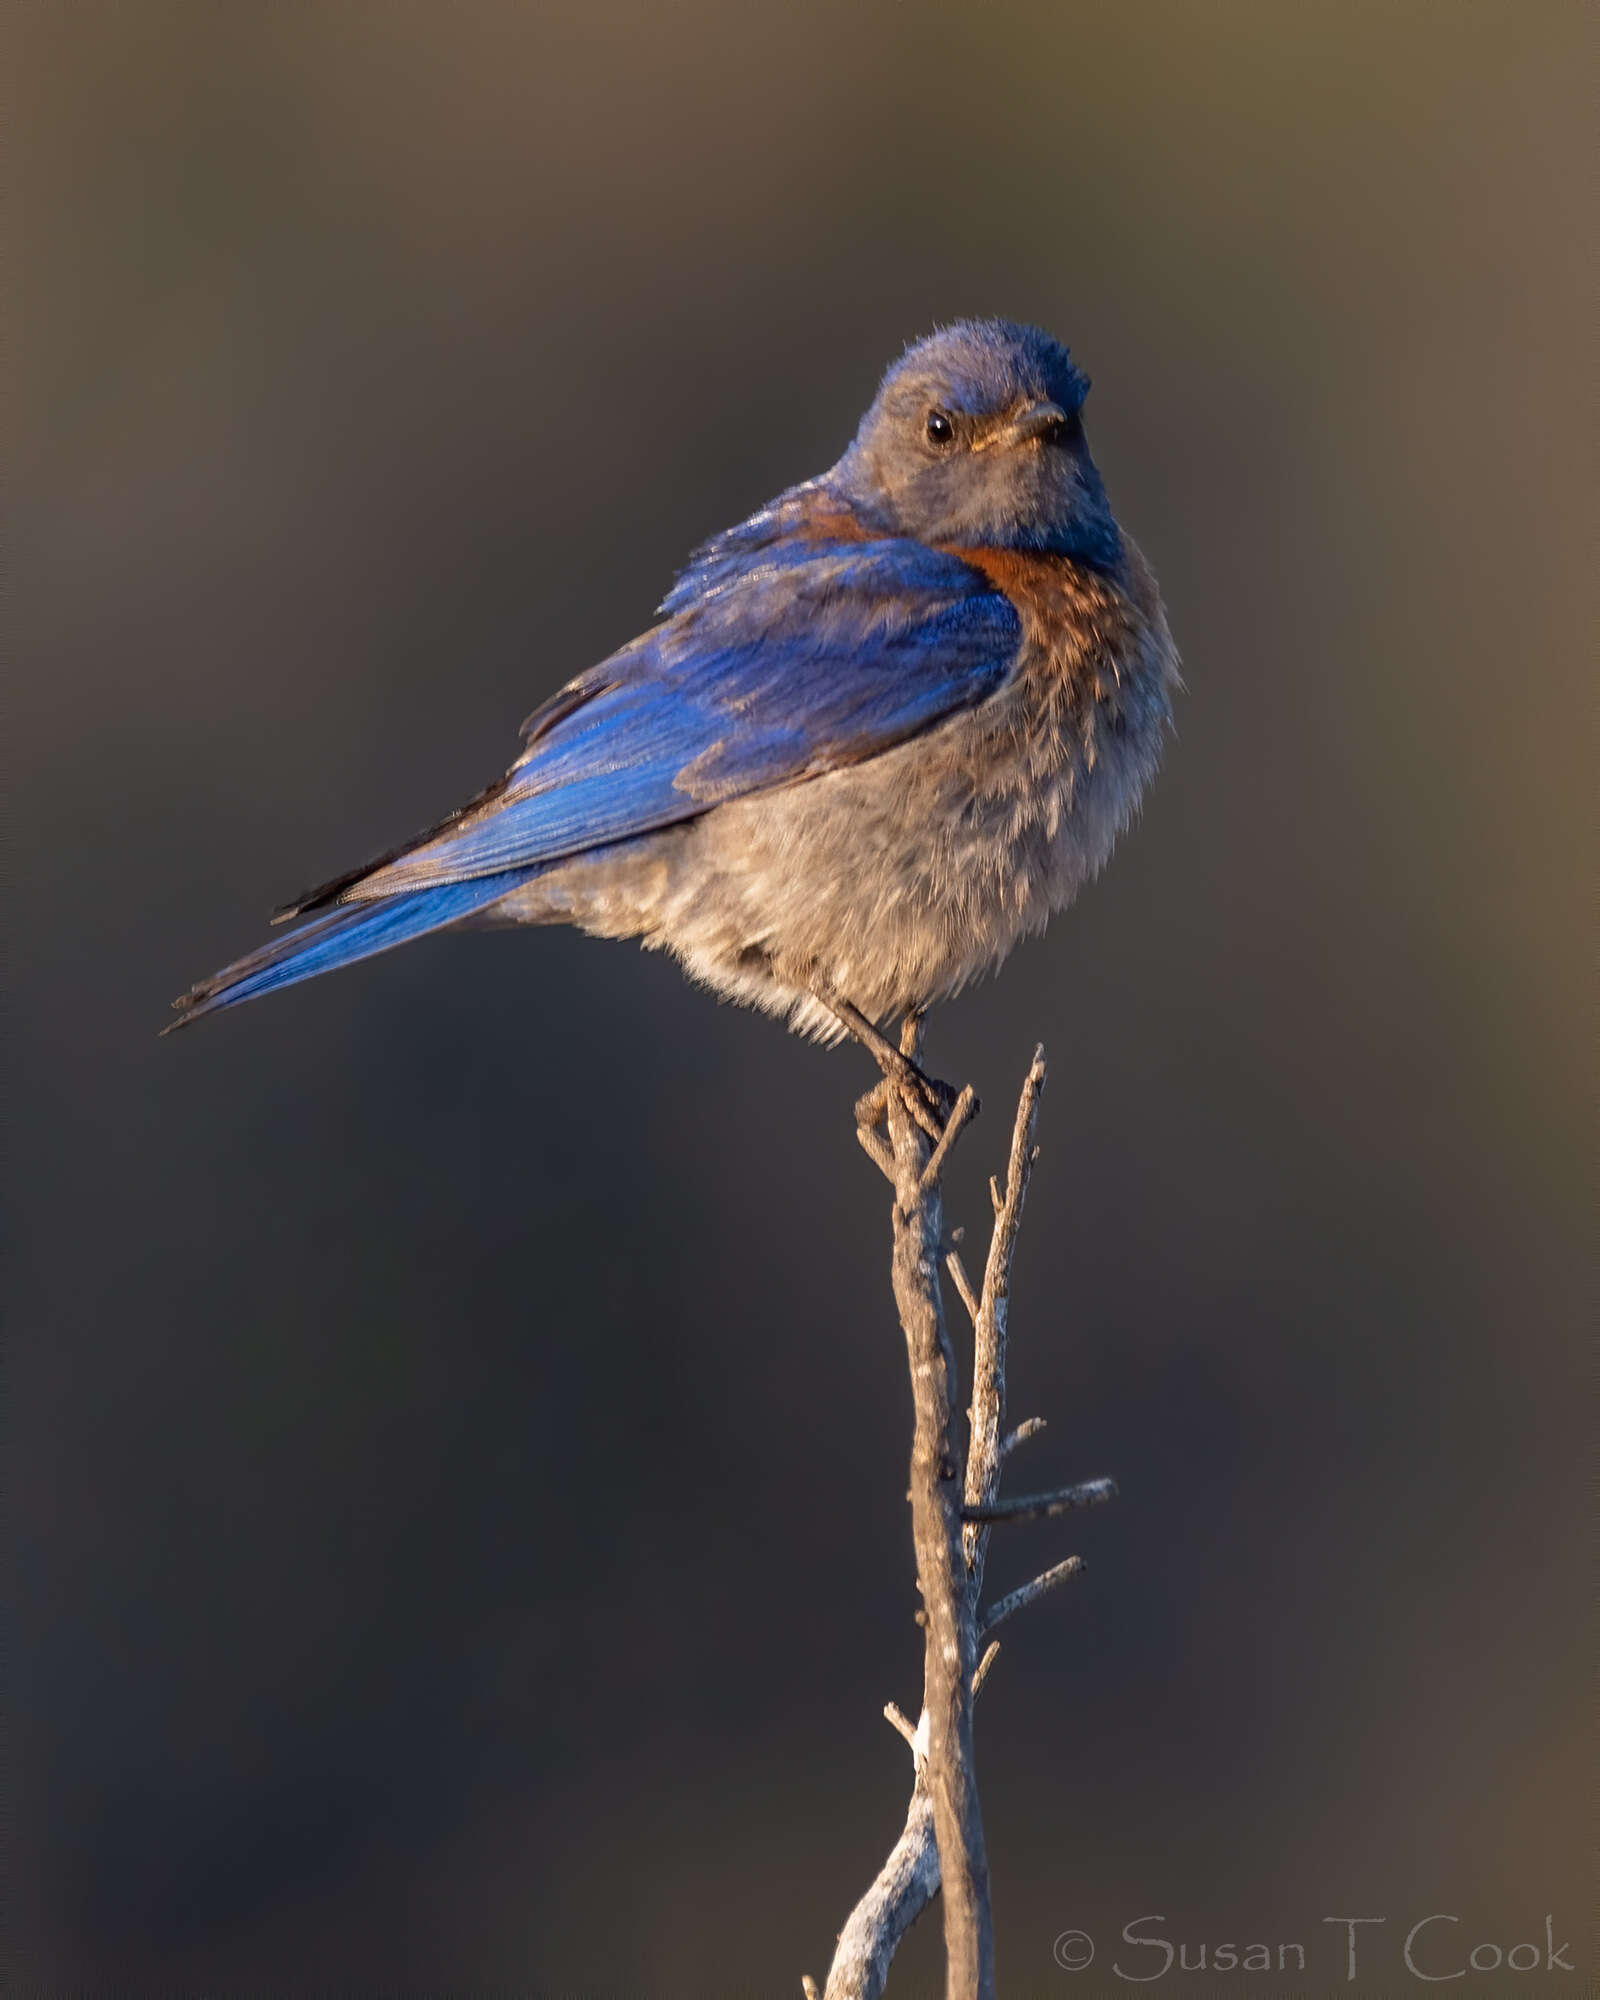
[162, 963, 256, 1033]
[270, 766, 525, 924]
[160, 1002, 212, 1036]
[163, 964, 238, 1032]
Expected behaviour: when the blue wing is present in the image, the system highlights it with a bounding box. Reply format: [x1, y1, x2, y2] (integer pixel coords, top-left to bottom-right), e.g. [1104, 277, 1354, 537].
[168, 506, 1020, 1026]
[314, 524, 1019, 898]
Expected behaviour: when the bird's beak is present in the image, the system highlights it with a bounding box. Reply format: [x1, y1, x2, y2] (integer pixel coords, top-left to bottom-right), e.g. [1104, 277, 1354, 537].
[976, 399, 1070, 451]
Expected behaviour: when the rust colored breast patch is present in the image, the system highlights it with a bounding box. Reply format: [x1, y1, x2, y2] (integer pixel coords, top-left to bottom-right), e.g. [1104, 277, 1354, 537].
[937, 542, 1159, 719]
[943, 544, 1135, 659]
[937, 544, 1118, 624]
[789, 492, 877, 545]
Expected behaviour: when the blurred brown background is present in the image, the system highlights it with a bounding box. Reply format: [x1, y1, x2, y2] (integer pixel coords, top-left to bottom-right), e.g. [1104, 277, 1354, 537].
[12, 3, 1592, 1992]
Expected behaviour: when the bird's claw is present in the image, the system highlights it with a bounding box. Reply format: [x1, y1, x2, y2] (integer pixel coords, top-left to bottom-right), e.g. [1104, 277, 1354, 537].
[855, 1061, 962, 1145]
[826, 994, 968, 1146]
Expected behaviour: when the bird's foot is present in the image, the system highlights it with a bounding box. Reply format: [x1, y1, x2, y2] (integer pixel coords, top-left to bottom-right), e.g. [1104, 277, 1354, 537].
[814, 991, 976, 1147]
[825, 1001, 964, 1145]
[854, 1062, 962, 1145]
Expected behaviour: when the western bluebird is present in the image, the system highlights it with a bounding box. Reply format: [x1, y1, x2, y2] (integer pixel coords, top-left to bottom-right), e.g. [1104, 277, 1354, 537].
[170, 320, 1179, 1113]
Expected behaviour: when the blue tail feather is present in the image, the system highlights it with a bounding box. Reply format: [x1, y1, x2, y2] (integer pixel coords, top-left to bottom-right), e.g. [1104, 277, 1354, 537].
[165, 872, 537, 1031]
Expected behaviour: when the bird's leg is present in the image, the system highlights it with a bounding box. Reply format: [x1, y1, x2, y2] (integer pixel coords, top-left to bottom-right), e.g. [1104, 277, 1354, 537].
[827, 997, 964, 1143]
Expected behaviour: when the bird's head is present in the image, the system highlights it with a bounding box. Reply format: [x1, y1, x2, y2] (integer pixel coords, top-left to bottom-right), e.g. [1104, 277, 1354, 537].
[835, 319, 1122, 568]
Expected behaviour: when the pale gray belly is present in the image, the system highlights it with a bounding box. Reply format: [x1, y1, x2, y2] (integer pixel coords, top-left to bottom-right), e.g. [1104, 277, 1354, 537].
[489, 658, 1166, 1036]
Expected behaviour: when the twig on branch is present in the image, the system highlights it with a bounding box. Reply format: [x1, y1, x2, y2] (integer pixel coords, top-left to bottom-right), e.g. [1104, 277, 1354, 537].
[1000, 1416, 1047, 1457]
[980, 1556, 1085, 1636]
[944, 1248, 980, 1325]
[962, 1045, 1049, 1577]
[883, 1702, 924, 1761]
[918, 1084, 980, 1196]
[962, 1478, 1117, 1524]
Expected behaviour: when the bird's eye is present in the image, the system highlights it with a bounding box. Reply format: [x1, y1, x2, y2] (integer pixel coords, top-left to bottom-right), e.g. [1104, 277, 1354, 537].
[924, 409, 955, 448]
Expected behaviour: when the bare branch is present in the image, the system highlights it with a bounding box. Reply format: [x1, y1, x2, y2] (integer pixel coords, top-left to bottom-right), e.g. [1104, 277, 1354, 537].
[856, 1121, 895, 1181]
[963, 1477, 1117, 1524]
[980, 1556, 1085, 1635]
[944, 1247, 980, 1325]
[820, 1037, 1110, 2000]
[822, 1782, 940, 2000]
[876, 1013, 994, 1995]
[883, 1701, 921, 1757]
[963, 1045, 1049, 1577]
[1000, 1416, 1047, 1458]
[823, 1652, 1011, 2000]
[918, 1083, 979, 1195]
